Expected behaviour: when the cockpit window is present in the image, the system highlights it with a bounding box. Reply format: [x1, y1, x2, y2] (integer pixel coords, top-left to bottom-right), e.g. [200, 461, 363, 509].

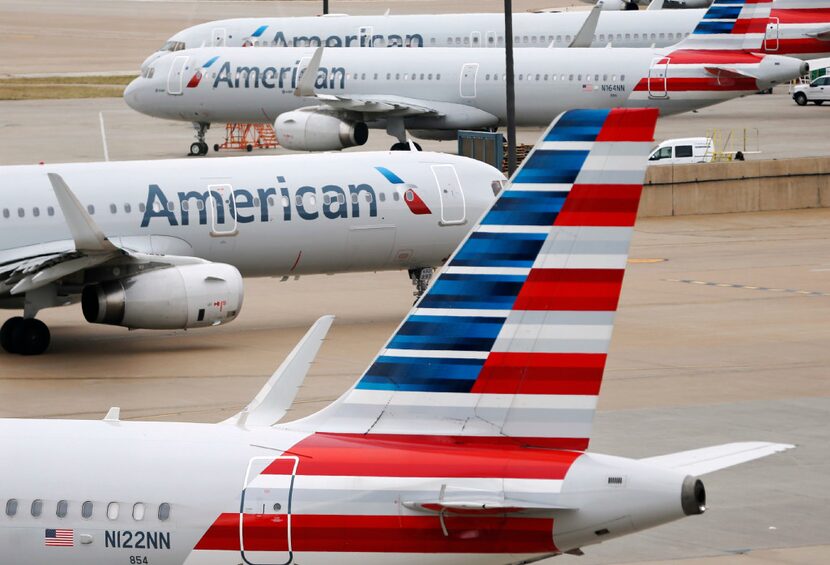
[140, 67, 156, 79]
[160, 40, 186, 52]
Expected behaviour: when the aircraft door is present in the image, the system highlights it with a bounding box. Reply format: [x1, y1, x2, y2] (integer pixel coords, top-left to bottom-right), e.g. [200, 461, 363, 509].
[764, 17, 780, 52]
[166, 55, 189, 95]
[486, 31, 497, 47]
[240, 456, 298, 565]
[471, 31, 482, 47]
[431, 165, 466, 225]
[459, 63, 479, 98]
[207, 183, 239, 236]
[212, 27, 227, 47]
[647, 57, 669, 99]
[359, 26, 374, 47]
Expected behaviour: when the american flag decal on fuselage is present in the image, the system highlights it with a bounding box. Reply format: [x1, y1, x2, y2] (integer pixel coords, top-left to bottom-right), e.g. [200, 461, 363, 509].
[45, 528, 73, 547]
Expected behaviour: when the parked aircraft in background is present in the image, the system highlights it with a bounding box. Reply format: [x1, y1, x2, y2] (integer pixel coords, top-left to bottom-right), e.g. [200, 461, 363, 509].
[586, 0, 714, 11]
[141, 0, 830, 73]
[0, 152, 501, 355]
[0, 108, 793, 565]
[126, 0, 806, 155]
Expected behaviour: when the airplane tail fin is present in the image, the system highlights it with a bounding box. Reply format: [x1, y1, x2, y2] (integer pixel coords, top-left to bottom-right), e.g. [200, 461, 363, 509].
[670, 0, 773, 51]
[289, 108, 659, 450]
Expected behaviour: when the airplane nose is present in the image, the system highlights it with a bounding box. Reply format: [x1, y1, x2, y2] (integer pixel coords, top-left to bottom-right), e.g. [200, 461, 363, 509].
[123, 78, 143, 112]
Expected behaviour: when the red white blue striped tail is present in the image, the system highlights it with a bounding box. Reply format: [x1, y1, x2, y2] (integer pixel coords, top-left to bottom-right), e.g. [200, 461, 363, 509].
[292, 108, 659, 450]
[672, 0, 773, 51]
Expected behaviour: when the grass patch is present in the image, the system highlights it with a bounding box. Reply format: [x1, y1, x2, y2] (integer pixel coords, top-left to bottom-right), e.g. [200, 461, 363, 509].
[0, 75, 136, 100]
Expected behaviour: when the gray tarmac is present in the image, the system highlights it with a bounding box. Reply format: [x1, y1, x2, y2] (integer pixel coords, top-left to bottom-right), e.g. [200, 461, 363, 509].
[0, 1, 829, 564]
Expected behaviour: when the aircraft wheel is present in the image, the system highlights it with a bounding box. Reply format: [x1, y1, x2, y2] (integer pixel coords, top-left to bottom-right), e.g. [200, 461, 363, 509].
[246, 144, 253, 152]
[390, 142, 410, 151]
[12, 319, 50, 356]
[794, 93, 807, 106]
[199, 141, 209, 155]
[189, 142, 203, 156]
[0, 316, 24, 354]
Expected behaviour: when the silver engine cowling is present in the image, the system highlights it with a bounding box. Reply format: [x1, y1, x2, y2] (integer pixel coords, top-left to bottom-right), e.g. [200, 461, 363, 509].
[82, 264, 244, 330]
[275, 111, 369, 151]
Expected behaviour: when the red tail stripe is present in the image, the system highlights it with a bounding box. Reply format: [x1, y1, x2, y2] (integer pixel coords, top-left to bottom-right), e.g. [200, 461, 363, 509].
[472, 352, 606, 395]
[262, 433, 583, 478]
[731, 17, 773, 35]
[197, 513, 559, 554]
[513, 268, 625, 312]
[596, 108, 659, 142]
[764, 37, 830, 55]
[666, 50, 764, 64]
[555, 184, 642, 227]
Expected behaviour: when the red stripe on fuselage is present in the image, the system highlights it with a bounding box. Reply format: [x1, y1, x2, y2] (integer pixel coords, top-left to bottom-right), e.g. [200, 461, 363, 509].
[596, 108, 659, 142]
[472, 352, 606, 395]
[665, 50, 764, 65]
[555, 184, 642, 227]
[264, 433, 583, 478]
[766, 37, 830, 55]
[772, 8, 830, 24]
[634, 76, 758, 92]
[197, 513, 558, 554]
[513, 269, 625, 311]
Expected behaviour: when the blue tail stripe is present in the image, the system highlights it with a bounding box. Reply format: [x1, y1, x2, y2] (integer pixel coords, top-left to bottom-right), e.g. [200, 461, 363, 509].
[480, 190, 568, 226]
[388, 315, 506, 351]
[694, 20, 736, 34]
[359, 356, 485, 391]
[513, 150, 589, 184]
[703, 6, 742, 19]
[544, 109, 609, 142]
[451, 232, 548, 268]
[357, 378, 476, 393]
[419, 273, 525, 310]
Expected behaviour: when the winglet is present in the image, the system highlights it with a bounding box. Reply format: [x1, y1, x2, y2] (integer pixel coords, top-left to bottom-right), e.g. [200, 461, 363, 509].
[641, 442, 795, 476]
[646, 0, 665, 11]
[47, 173, 118, 253]
[569, 4, 602, 48]
[223, 315, 335, 427]
[103, 407, 121, 422]
[294, 47, 325, 97]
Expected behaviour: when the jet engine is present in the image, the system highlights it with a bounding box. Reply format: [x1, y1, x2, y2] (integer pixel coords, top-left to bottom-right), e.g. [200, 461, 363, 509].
[275, 111, 369, 151]
[81, 264, 244, 330]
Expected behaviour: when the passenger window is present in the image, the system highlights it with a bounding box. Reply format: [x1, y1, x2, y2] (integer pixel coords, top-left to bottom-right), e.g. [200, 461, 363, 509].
[268, 196, 275, 207]
[82, 501, 93, 518]
[181, 201, 190, 211]
[158, 503, 171, 521]
[107, 502, 119, 520]
[47, 206, 54, 217]
[31, 500, 42, 517]
[133, 503, 146, 521]
[393, 192, 400, 201]
[2, 209, 8, 218]
[364, 193, 373, 203]
[124, 203, 131, 213]
[110, 204, 117, 214]
[18, 208, 24, 218]
[379, 193, 386, 202]
[87, 205, 95, 215]
[33, 207, 40, 217]
[675, 145, 693, 158]
[139, 203, 146, 213]
[166, 201, 175, 211]
[351, 194, 358, 204]
[6, 499, 17, 516]
[56, 500, 68, 518]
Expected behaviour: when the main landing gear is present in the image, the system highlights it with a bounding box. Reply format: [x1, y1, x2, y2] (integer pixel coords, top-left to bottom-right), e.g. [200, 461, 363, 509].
[390, 141, 423, 151]
[387, 117, 422, 151]
[0, 317, 50, 356]
[189, 122, 210, 156]
[409, 267, 434, 300]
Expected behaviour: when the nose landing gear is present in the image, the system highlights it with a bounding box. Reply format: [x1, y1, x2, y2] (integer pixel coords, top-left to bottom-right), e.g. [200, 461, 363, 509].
[189, 122, 210, 156]
[0, 317, 51, 356]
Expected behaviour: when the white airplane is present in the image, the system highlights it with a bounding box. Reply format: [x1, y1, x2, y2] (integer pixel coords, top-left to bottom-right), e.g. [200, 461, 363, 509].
[141, 0, 830, 71]
[125, 0, 807, 155]
[0, 152, 501, 355]
[0, 108, 794, 565]
[585, 0, 713, 11]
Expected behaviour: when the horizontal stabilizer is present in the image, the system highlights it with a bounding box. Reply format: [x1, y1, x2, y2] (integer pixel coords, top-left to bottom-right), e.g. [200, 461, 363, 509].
[806, 27, 830, 41]
[224, 315, 335, 427]
[641, 442, 795, 475]
[705, 66, 757, 82]
[47, 173, 119, 253]
[403, 499, 575, 514]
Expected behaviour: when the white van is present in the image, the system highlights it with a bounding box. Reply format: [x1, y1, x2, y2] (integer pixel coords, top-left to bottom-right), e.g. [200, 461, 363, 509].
[648, 137, 715, 165]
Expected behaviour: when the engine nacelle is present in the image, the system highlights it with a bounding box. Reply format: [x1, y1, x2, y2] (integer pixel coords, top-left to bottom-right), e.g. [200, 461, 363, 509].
[275, 111, 369, 151]
[82, 264, 244, 330]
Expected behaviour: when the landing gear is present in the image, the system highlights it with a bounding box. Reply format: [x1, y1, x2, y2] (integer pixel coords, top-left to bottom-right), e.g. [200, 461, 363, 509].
[0, 317, 50, 355]
[390, 141, 423, 151]
[409, 267, 434, 299]
[189, 122, 210, 156]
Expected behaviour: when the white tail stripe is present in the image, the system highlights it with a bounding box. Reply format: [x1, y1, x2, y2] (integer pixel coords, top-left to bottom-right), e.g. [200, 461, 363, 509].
[444, 266, 531, 276]
[345, 389, 598, 410]
[412, 308, 510, 318]
[382, 349, 490, 360]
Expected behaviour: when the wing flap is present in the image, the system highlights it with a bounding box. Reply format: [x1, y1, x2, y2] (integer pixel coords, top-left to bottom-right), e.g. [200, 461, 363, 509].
[641, 442, 795, 475]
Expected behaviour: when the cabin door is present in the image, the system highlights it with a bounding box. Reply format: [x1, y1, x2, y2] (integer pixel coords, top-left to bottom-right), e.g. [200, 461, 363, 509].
[764, 17, 780, 52]
[240, 456, 298, 565]
[212, 27, 227, 47]
[207, 183, 239, 236]
[166, 55, 189, 95]
[459, 63, 479, 98]
[432, 165, 466, 225]
[648, 57, 669, 99]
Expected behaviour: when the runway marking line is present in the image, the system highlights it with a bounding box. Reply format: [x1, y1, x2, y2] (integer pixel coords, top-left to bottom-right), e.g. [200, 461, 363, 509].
[665, 279, 830, 297]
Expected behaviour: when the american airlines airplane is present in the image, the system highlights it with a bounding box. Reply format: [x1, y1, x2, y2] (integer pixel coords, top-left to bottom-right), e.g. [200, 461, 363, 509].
[0, 108, 793, 565]
[125, 0, 807, 155]
[0, 152, 501, 355]
[141, 0, 829, 70]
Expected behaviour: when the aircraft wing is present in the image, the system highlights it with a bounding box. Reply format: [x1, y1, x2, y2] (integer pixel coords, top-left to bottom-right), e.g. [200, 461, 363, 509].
[402, 499, 576, 514]
[640, 442, 795, 475]
[704, 66, 757, 83]
[302, 95, 442, 117]
[0, 173, 207, 297]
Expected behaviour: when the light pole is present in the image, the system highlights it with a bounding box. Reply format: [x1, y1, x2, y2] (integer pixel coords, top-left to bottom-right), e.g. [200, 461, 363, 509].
[504, 0, 517, 176]
[323, 0, 329, 15]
